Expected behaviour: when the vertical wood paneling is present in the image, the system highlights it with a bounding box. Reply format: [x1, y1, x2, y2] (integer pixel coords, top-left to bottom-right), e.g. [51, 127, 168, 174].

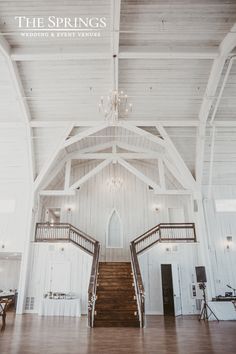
[0, 259, 21, 290]
[41, 162, 193, 261]
[26, 243, 92, 314]
[203, 185, 236, 296]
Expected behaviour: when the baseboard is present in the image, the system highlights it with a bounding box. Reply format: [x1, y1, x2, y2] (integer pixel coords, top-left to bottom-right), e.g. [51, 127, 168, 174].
[145, 311, 163, 315]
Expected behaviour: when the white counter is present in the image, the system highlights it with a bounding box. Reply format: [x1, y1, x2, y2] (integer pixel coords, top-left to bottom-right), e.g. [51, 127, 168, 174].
[207, 301, 236, 321]
[39, 298, 81, 317]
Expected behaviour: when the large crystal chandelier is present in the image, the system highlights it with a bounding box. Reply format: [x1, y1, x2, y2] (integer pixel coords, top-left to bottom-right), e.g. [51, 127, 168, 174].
[98, 90, 132, 122]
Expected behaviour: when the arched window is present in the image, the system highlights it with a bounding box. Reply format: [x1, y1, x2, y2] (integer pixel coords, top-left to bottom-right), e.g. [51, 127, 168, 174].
[106, 209, 123, 248]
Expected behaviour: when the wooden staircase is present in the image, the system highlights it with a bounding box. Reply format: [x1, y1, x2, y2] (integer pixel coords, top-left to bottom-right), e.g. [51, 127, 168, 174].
[94, 262, 140, 327]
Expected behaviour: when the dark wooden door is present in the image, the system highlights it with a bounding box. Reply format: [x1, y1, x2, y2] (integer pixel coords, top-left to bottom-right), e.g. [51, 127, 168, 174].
[161, 264, 175, 316]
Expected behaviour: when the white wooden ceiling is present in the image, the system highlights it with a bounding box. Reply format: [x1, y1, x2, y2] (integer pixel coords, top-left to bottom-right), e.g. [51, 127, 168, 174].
[0, 0, 236, 191]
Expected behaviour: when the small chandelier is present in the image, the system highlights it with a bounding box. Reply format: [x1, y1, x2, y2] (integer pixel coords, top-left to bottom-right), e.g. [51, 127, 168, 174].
[98, 90, 132, 122]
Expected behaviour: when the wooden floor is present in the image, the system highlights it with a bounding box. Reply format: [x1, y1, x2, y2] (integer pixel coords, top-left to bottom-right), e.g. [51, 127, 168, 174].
[1, 313, 236, 354]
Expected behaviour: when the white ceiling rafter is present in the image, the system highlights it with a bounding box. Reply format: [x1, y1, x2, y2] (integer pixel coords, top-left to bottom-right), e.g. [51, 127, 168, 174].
[119, 47, 220, 60]
[118, 158, 161, 192]
[29, 120, 200, 128]
[27, 120, 236, 128]
[11, 47, 111, 61]
[158, 158, 166, 190]
[67, 153, 162, 160]
[70, 159, 111, 190]
[157, 124, 197, 192]
[115, 141, 161, 155]
[111, 0, 121, 91]
[40, 190, 75, 196]
[34, 123, 74, 191]
[195, 23, 236, 186]
[64, 160, 71, 190]
[0, 36, 35, 181]
[11, 47, 234, 62]
[77, 141, 114, 154]
[120, 123, 165, 147]
[64, 123, 108, 148]
[162, 158, 188, 191]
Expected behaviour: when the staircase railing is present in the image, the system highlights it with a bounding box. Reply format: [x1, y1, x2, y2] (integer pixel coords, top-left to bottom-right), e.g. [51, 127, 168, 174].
[130, 242, 145, 328]
[130, 222, 196, 327]
[35, 222, 100, 327]
[35, 222, 97, 255]
[88, 241, 100, 328]
[133, 222, 196, 255]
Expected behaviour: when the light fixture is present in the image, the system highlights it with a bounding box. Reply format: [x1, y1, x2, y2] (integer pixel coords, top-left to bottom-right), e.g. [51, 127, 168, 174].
[107, 177, 123, 190]
[98, 90, 132, 123]
[226, 235, 233, 250]
[153, 204, 161, 212]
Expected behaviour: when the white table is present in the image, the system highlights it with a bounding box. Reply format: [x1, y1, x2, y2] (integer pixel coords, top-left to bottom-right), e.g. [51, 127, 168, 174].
[39, 298, 81, 317]
[207, 301, 236, 321]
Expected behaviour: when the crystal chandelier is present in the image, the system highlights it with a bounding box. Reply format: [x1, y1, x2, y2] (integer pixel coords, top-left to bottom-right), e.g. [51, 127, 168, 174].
[98, 90, 132, 122]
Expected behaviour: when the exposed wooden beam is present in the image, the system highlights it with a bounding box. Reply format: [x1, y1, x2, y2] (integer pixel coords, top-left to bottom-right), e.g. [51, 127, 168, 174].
[111, 0, 121, 91]
[163, 158, 189, 190]
[70, 159, 111, 190]
[115, 141, 161, 155]
[29, 120, 200, 128]
[155, 190, 192, 195]
[34, 124, 74, 191]
[119, 46, 219, 60]
[68, 153, 161, 160]
[157, 124, 197, 191]
[29, 120, 236, 128]
[118, 158, 161, 192]
[40, 158, 67, 192]
[78, 141, 114, 154]
[158, 158, 166, 190]
[121, 123, 165, 147]
[195, 22, 236, 185]
[11, 47, 110, 61]
[10, 46, 222, 61]
[0, 36, 10, 57]
[64, 160, 71, 190]
[40, 190, 75, 196]
[0, 35, 35, 181]
[207, 126, 216, 199]
[64, 123, 108, 148]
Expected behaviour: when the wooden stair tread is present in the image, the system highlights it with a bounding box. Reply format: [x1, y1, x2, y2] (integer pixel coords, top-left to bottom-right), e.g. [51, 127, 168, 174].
[94, 262, 139, 328]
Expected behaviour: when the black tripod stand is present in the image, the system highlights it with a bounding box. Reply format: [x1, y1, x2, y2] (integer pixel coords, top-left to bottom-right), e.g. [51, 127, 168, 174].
[198, 283, 219, 322]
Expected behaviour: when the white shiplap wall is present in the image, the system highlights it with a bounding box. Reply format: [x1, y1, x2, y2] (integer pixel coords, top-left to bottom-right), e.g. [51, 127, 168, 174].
[32, 161, 199, 315]
[0, 259, 21, 291]
[139, 243, 200, 315]
[40, 162, 193, 261]
[26, 243, 92, 314]
[203, 185, 236, 296]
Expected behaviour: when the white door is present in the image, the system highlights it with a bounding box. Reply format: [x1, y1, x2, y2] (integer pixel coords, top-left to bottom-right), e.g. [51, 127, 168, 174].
[171, 264, 182, 316]
[50, 262, 71, 293]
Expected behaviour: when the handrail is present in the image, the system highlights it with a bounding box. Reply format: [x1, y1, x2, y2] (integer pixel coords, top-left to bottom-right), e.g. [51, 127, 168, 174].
[35, 222, 97, 255]
[130, 242, 145, 328]
[130, 222, 196, 327]
[88, 241, 100, 328]
[133, 222, 196, 255]
[35, 222, 100, 327]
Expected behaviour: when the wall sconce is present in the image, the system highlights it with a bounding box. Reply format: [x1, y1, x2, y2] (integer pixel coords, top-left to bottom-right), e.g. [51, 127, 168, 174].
[153, 204, 161, 212]
[226, 235, 233, 250]
[226, 236, 233, 251]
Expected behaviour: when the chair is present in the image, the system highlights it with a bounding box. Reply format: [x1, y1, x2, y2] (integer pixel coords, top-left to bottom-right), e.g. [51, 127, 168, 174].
[0, 298, 13, 331]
